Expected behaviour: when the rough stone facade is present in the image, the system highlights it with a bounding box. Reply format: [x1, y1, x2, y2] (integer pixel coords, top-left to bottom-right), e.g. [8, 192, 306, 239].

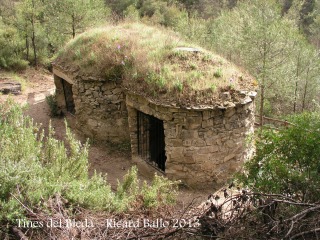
[126, 92, 255, 189]
[53, 67, 255, 189]
[53, 68, 129, 143]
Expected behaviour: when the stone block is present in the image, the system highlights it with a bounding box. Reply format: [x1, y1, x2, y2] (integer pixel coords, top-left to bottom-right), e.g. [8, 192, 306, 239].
[168, 139, 183, 147]
[181, 130, 198, 139]
[97, 98, 105, 104]
[87, 118, 98, 128]
[225, 108, 236, 118]
[225, 139, 234, 148]
[165, 128, 177, 138]
[194, 154, 209, 162]
[201, 160, 215, 171]
[213, 117, 223, 125]
[173, 112, 186, 117]
[169, 147, 184, 159]
[183, 156, 195, 164]
[173, 116, 185, 124]
[112, 88, 123, 94]
[101, 82, 115, 91]
[204, 138, 213, 146]
[184, 146, 200, 153]
[198, 146, 219, 154]
[227, 161, 240, 172]
[106, 104, 118, 111]
[201, 119, 213, 128]
[209, 154, 223, 164]
[183, 140, 192, 147]
[187, 111, 201, 117]
[186, 117, 202, 129]
[202, 111, 211, 120]
[166, 163, 186, 172]
[224, 154, 236, 163]
[93, 91, 99, 98]
[160, 113, 172, 121]
[192, 139, 206, 147]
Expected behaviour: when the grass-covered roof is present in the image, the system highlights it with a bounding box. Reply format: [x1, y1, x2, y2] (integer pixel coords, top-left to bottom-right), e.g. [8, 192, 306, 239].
[53, 23, 256, 108]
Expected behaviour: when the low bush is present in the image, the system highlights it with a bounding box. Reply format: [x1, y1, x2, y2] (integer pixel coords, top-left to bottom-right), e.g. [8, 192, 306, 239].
[0, 100, 179, 224]
[45, 93, 60, 117]
[203, 112, 320, 240]
[0, 21, 28, 71]
[236, 112, 320, 202]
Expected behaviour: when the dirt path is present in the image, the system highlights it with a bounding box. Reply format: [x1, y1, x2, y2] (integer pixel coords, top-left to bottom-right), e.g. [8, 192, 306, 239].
[0, 68, 212, 207]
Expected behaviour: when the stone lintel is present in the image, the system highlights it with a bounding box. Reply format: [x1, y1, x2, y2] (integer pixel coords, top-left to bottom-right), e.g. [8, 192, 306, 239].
[53, 67, 74, 84]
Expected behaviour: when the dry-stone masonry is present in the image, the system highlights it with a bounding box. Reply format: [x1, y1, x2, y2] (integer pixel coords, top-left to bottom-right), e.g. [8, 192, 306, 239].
[126, 92, 255, 189]
[53, 66, 256, 189]
[53, 67, 129, 143]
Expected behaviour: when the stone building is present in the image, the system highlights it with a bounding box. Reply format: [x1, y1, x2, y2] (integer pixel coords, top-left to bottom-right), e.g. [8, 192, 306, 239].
[52, 23, 257, 188]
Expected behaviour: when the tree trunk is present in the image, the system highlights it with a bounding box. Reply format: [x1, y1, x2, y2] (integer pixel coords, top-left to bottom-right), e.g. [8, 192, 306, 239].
[31, 0, 37, 67]
[25, 33, 29, 62]
[302, 67, 310, 111]
[293, 51, 301, 113]
[260, 84, 264, 127]
[31, 20, 37, 67]
[293, 81, 298, 113]
[72, 14, 75, 38]
[260, 40, 267, 128]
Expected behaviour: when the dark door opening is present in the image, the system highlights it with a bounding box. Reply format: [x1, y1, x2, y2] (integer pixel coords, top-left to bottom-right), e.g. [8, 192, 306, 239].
[137, 111, 166, 171]
[61, 79, 75, 114]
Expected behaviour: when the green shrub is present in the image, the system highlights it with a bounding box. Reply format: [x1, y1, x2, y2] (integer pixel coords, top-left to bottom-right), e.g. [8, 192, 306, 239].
[0, 100, 178, 221]
[210, 84, 217, 92]
[213, 68, 223, 78]
[236, 112, 320, 202]
[45, 93, 60, 117]
[0, 21, 27, 71]
[141, 174, 179, 208]
[174, 81, 183, 92]
[113, 166, 140, 212]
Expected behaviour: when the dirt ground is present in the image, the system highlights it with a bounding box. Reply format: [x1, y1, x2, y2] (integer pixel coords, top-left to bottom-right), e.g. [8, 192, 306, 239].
[0, 68, 213, 208]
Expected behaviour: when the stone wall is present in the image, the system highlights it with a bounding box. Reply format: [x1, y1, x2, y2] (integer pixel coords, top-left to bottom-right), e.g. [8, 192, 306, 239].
[126, 92, 255, 189]
[53, 68, 129, 143]
[54, 66, 255, 189]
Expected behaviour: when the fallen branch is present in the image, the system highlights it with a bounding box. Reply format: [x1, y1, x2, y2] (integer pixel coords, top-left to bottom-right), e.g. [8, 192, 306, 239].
[285, 205, 320, 223]
[11, 226, 28, 240]
[290, 227, 320, 240]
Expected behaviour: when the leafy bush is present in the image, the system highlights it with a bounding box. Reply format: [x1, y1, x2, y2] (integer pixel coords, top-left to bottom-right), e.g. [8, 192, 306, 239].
[0, 100, 178, 222]
[141, 174, 179, 208]
[45, 93, 60, 117]
[0, 21, 27, 71]
[237, 112, 320, 202]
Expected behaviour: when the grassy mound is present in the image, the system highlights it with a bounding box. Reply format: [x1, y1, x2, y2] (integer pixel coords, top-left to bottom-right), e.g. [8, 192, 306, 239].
[53, 23, 255, 107]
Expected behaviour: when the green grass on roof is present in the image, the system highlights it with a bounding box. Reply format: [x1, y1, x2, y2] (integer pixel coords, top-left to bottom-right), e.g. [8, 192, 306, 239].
[54, 23, 255, 106]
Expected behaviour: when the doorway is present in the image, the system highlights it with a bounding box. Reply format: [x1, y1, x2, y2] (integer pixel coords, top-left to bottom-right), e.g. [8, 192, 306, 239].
[61, 79, 75, 114]
[137, 111, 166, 171]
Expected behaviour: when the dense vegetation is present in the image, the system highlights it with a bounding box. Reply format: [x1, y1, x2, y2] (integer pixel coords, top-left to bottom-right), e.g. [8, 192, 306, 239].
[0, 0, 319, 118]
[220, 113, 320, 239]
[1, 0, 320, 238]
[238, 112, 320, 202]
[0, 100, 178, 238]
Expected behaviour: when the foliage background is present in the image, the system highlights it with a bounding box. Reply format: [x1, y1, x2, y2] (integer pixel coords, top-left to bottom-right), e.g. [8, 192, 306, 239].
[0, 0, 319, 117]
